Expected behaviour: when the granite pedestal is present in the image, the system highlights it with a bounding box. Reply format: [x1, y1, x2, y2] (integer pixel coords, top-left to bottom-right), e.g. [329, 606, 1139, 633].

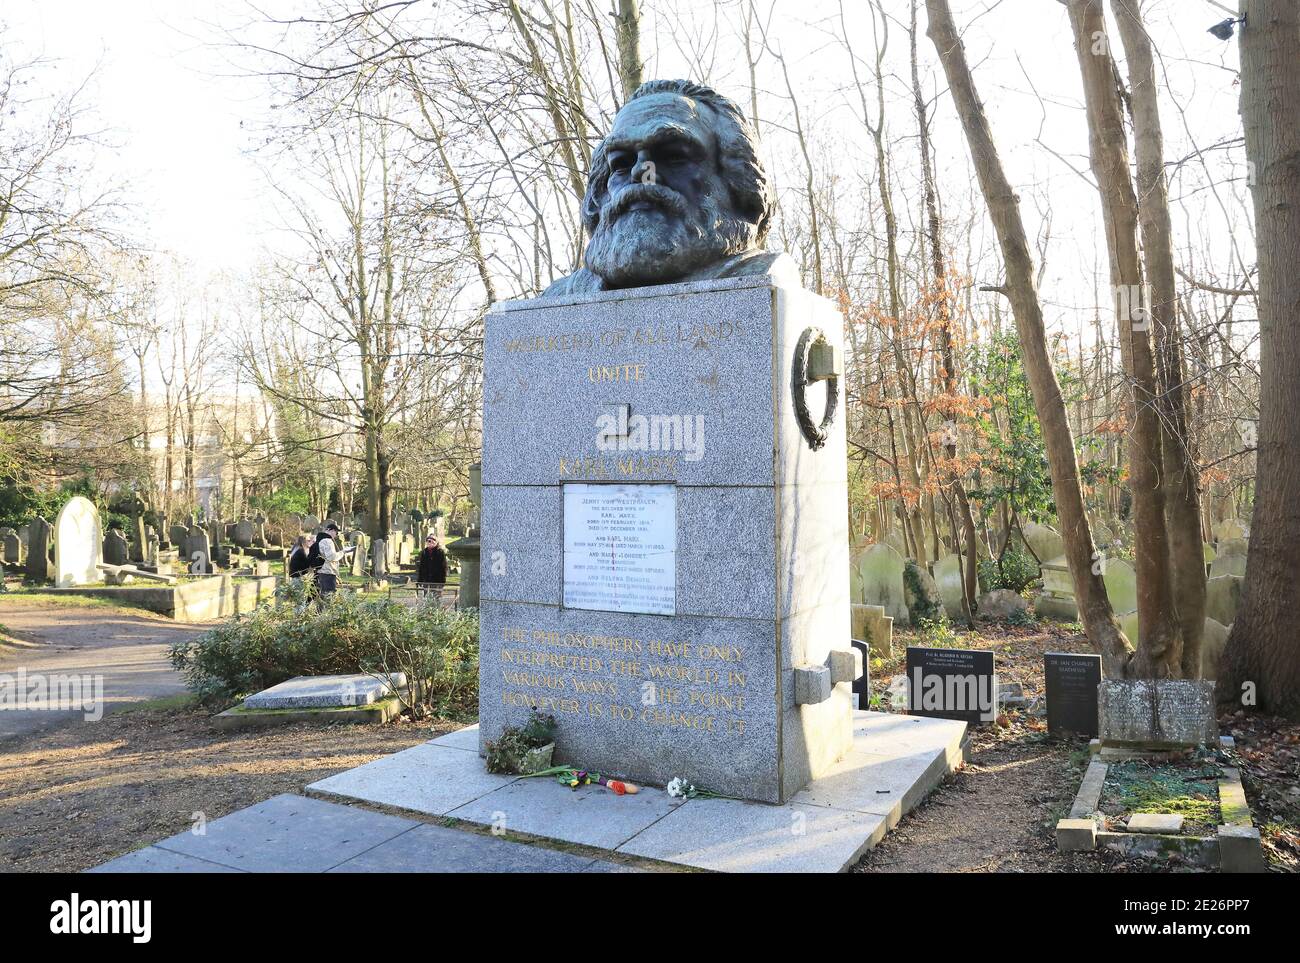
[480, 273, 855, 803]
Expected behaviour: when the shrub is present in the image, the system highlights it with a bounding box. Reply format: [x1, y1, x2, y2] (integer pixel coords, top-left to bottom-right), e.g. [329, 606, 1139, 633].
[977, 549, 1038, 594]
[168, 579, 479, 719]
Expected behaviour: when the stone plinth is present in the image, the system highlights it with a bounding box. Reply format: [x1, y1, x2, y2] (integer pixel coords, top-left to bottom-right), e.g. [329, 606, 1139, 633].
[1098, 679, 1217, 749]
[479, 273, 852, 803]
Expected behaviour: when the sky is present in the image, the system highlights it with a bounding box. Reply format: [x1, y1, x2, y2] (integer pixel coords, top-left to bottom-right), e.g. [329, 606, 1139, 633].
[1, 0, 1254, 311]
[5, 0, 268, 270]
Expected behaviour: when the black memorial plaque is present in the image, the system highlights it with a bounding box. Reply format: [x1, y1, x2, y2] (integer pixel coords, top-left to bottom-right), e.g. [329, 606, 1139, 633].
[905, 646, 996, 725]
[1044, 652, 1101, 737]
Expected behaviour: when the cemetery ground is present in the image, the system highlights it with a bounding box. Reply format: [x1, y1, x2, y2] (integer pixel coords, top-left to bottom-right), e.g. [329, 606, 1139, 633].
[853, 619, 1300, 874]
[2, 598, 1296, 874]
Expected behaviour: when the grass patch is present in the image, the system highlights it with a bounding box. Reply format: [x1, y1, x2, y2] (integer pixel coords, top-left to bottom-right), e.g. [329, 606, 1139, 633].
[1101, 759, 1222, 835]
[0, 591, 152, 613]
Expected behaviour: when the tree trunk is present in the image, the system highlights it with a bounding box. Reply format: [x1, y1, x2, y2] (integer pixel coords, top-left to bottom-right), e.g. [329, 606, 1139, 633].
[1217, 0, 1300, 718]
[613, 0, 644, 101]
[1109, 0, 1208, 677]
[911, 0, 979, 622]
[1066, 0, 1180, 677]
[927, 0, 1131, 675]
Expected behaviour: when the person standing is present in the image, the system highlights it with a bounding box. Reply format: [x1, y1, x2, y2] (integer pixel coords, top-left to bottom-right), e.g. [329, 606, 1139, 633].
[288, 534, 314, 579]
[314, 522, 350, 598]
[417, 534, 448, 592]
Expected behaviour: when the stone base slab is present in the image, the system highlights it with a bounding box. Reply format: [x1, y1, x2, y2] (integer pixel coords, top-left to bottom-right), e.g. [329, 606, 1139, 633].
[306, 709, 966, 873]
[213, 696, 403, 731]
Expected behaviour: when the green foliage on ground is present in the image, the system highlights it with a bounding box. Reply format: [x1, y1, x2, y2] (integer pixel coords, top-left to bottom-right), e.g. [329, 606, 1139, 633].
[168, 578, 479, 718]
[1103, 760, 1222, 835]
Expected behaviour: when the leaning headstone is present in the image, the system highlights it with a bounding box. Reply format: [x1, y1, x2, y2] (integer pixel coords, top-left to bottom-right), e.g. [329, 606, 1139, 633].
[1102, 557, 1137, 616]
[1023, 522, 1065, 565]
[1044, 652, 1101, 737]
[102, 527, 129, 566]
[1205, 574, 1243, 626]
[25, 516, 52, 582]
[169, 523, 188, 548]
[302, 515, 320, 533]
[931, 554, 968, 617]
[53, 496, 102, 587]
[905, 646, 997, 725]
[1098, 680, 1217, 749]
[855, 543, 909, 624]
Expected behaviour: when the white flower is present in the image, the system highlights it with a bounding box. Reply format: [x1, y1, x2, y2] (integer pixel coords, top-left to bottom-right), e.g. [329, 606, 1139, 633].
[667, 777, 687, 798]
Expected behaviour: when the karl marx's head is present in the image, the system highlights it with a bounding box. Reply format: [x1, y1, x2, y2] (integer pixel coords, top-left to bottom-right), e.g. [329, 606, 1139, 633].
[581, 80, 774, 289]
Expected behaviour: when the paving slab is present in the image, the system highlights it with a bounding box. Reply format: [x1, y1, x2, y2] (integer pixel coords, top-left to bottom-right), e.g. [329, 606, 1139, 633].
[1127, 813, 1185, 834]
[618, 797, 886, 873]
[151, 793, 417, 872]
[307, 743, 517, 816]
[87, 845, 245, 873]
[428, 724, 480, 752]
[447, 777, 679, 850]
[328, 822, 604, 873]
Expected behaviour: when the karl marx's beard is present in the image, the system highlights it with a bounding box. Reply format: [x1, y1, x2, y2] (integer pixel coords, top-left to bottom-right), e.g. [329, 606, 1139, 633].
[584, 182, 755, 288]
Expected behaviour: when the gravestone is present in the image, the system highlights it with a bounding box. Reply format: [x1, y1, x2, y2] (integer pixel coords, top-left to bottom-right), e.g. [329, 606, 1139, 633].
[184, 526, 212, 574]
[1200, 617, 1231, 680]
[1098, 680, 1217, 749]
[1022, 522, 1065, 566]
[905, 646, 997, 724]
[904, 561, 947, 623]
[850, 602, 893, 656]
[1102, 558, 1137, 615]
[128, 491, 147, 563]
[1036, 557, 1078, 620]
[25, 516, 52, 582]
[103, 527, 129, 566]
[932, 553, 968, 618]
[479, 274, 853, 804]
[850, 638, 871, 710]
[855, 543, 909, 624]
[233, 518, 255, 548]
[1, 527, 21, 565]
[169, 524, 188, 548]
[1209, 552, 1247, 579]
[1044, 652, 1101, 737]
[1205, 574, 1243, 626]
[53, 496, 102, 587]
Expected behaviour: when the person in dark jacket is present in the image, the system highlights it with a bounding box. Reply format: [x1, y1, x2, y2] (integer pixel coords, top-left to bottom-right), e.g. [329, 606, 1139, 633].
[416, 534, 448, 588]
[288, 534, 314, 578]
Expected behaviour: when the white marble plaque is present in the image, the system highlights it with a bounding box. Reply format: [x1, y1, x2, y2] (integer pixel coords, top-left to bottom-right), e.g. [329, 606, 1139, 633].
[563, 483, 676, 615]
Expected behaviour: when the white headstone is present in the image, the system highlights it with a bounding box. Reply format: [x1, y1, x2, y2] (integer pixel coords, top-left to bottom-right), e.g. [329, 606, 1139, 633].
[1023, 522, 1065, 564]
[1103, 557, 1137, 615]
[54, 496, 103, 587]
[854, 543, 909, 624]
[932, 554, 968, 617]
